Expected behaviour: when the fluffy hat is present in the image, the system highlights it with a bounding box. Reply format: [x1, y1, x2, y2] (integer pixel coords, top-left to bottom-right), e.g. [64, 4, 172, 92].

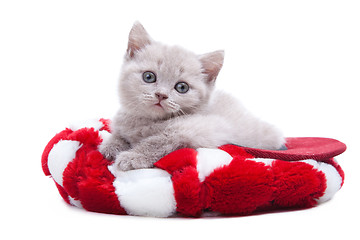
[42, 118, 345, 217]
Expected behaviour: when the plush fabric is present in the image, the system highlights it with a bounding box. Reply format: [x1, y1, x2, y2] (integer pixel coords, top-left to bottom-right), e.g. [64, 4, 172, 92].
[42, 118, 346, 217]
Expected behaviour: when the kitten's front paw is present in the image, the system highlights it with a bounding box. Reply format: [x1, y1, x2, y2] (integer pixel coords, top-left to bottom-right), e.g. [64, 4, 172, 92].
[115, 151, 154, 171]
[261, 126, 286, 150]
[99, 142, 119, 161]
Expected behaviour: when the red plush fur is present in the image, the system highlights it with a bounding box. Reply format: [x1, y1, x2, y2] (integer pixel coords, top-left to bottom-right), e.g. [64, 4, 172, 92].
[172, 166, 203, 217]
[62, 128, 126, 214]
[73, 151, 126, 214]
[154, 148, 198, 174]
[271, 161, 326, 208]
[205, 158, 275, 215]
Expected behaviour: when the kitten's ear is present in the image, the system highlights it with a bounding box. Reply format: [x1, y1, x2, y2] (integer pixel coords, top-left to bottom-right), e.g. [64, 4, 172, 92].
[126, 22, 152, 58]
[198, 50, 224, 84]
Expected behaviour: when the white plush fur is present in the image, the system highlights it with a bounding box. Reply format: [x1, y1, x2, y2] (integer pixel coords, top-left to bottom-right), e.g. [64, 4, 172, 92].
[246, 157, 274, 166]
[112, 168, 176, 217]
[48, 140, 82, 186]
[98, 130, 111, 145]
[301, 160, 342, 203]
[196, 148, 233, 182]
[68, 118, 104, 131]
[69, 197, 83, 208]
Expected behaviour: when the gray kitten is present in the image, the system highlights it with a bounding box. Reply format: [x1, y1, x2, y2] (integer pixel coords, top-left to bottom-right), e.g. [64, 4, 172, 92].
[100, 22, 285, 171]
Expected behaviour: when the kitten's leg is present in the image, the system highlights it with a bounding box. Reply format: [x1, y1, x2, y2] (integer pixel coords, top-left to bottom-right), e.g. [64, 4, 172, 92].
[247, 120, 285, 150]
[115, 134, 182, 171]
[114, 115, 234, 171]
[114, 114, 284, 171]
[99, 134, 130, 160]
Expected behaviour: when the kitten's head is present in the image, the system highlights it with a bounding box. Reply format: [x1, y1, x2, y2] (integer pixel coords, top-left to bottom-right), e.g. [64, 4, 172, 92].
[119, 22, 224, 120]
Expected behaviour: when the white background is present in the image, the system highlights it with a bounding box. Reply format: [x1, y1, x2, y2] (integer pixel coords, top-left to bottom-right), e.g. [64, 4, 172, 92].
[1, 0, 359, 239]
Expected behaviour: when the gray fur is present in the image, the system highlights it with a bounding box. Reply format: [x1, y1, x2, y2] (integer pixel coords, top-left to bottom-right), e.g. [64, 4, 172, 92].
[100, 22, 285, 171]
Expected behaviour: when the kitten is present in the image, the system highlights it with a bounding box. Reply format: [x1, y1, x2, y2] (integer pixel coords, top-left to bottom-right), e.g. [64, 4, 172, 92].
[100, 22, 285, 171]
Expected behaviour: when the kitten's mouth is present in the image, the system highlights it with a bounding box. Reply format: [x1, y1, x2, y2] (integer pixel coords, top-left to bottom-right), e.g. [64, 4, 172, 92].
[155, 102, 163, 108]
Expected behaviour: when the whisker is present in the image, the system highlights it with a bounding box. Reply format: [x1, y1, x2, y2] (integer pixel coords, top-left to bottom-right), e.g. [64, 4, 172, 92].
[177, 108, 188, 117]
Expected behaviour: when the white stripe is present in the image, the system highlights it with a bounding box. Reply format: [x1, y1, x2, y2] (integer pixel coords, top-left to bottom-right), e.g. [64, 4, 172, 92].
[69, 196, 83, 208]
[111, 167, 176, 217]
[98, 130, 111, 144]
[246, 158, 274, 166]
[196, 148, 233, 182]
[68, 118, 104, 131]
[48, 140, 82, 186]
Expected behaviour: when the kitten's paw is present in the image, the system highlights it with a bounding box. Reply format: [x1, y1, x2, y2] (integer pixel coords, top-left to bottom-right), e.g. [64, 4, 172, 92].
[99, 142, 119, 161]
[260, 126, 286, 150]
[115, 151, 154, 171]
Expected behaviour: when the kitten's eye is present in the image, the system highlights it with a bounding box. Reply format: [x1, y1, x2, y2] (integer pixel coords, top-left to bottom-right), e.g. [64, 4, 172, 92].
[175, 82, 189, 93]
[143, 71, 156, 83]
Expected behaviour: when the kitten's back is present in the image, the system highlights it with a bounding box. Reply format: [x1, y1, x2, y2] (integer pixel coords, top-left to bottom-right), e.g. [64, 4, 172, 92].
[203, 90, 285, 149]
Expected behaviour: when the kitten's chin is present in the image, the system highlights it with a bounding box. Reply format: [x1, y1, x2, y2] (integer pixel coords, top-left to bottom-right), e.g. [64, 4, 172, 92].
[149, 104, 172, 119]
[127, 104, 171, 120]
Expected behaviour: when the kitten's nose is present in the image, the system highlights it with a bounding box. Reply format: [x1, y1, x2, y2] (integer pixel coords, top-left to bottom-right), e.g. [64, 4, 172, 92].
[155, 92, 168, 101]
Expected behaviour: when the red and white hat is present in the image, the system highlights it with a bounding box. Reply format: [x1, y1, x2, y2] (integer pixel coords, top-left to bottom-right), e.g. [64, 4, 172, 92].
[42, 118, 345, 217]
